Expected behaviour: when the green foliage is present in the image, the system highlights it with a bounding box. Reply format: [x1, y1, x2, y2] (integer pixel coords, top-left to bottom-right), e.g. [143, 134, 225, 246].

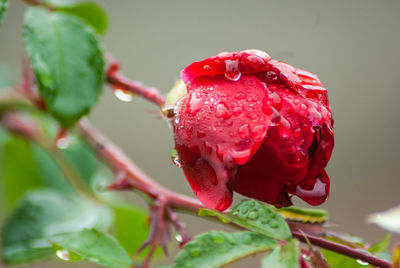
[52, 228, 132, 268]
[0, 0, 7, 26]
[1, 189, 113, 265]
[23, 7, 104, 127]
[112, 204, 162, 259]
[56, 2, 109, 35]
[1, 136, 43, 211]
[199, 199, 292, 241]
[275, 206, 328, 224]
[261, 239, 300, 268]
[321, 248, 366, 268]
[173, 231, 277, 268]
[31, 143, 75, 193]
[368, 233, 391, 253]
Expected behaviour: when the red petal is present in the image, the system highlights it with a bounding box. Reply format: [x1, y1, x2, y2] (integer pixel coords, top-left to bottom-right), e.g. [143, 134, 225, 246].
[233, 141, 307, 206]
[291, 170, 330, 205]
[175, 144, 233, 211]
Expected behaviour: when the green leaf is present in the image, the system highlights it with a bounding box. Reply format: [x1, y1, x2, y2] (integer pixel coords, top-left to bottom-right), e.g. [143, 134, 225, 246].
[262, 239, 300, 268]
[199, 199, 291, 241]
[112, 204, 149, 255]
[23, 7, 105, 127]
[321, 248, 366, 268]
[369, 233, 391, 253]
[51, 229, 132, 268]
[173, 231, 277, 268]
[1, 189, 113, 265]
[1, 136, 43, 211]
[57, 2, 108, 35]
[368, 205, 400, 234]
[32, 143, 75, 194]
[275, 206, 328, 224]
[0, 0, 8, 26]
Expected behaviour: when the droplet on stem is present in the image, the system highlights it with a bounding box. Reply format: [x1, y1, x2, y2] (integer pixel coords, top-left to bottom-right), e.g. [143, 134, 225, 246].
[113, 88, 134, 102]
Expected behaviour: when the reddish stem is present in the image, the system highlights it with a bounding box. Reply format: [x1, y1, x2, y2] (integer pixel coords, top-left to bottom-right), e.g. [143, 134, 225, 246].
[106, 55, 166, 107]
[78, 119, 391, 268]
[293, 231, 391, 268]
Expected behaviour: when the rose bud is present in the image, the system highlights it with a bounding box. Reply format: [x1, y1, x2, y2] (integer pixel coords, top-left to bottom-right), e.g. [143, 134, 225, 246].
[168, 50, 334, 211]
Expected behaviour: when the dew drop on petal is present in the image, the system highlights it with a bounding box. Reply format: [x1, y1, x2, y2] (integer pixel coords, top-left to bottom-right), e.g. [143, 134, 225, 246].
[266, 71, 278, 81]
[225, 60, 241, 81]
[232, 106, 244, 116]
[238, 124, 250, 139]
[188, 94, 203, 116]
[235, 92, 247, 100]
[246, 54, 266, 69]
[113, 88, 134, 102]
[56, 249, 71, 261]
[232, 149, 252, 165]
[278, 117, 292, 138]
[251, 125, 266, 140]
[215, 103, 231, 119]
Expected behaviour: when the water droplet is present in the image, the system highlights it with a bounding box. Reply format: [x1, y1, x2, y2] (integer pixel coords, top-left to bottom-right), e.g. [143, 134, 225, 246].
[225, 60, 241, 81]
[266, 71, 278, 81]
[113, 88, 134, 102]
[278, 117, 292, 138]
[356, 259, 368, 266]
[190, 249, 201, 257]
[233, 106, 244, 116]
[247, 112, 258, 121]
[56, 137, 69, 149]
[232, 149, 252, 165]
[203, 141, 213, 155]
[197, 131, 206, 138]
[246, 54, 266, 69]
[203, 64, 213, 71]
[171, 149, 181, 167]
[261, 218, 270, 224]
[243, 234, 252, 244]
[295, 178, 327, 204]
[215, 103, 231, 119]
[238, 124, 250, 139]
[294, 128, 302, 138]
[235, 92, 246, 100]
[240, 207, 249, 215]
[270, 92, 282, 110]
[299, 103, 308, 116]
[213, 235, 226, 244]
[251, 125, 266, 140]
[56, 249, 71, 261]
[188, 93, 203, 116]
[269, 221, 279, 229]
[175, 234, 183, 243]
[247, 211, 259, 220]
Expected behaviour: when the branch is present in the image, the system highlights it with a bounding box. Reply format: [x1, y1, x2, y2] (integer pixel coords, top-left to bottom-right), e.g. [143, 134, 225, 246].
[106, 55, 166, 107]
[77, 119, 391, 268]
[292, 231, 391, 268]
[2, 54, 391, 267]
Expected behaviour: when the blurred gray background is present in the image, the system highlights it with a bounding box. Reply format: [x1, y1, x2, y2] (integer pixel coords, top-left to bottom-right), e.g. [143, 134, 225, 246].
[1, 0, 400, 267]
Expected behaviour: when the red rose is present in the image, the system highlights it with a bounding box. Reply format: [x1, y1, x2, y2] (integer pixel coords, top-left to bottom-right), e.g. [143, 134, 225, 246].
[171, 50, 334, 211]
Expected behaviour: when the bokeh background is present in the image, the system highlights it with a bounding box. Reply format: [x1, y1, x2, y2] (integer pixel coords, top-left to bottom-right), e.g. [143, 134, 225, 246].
[1, 0, 400, 267]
